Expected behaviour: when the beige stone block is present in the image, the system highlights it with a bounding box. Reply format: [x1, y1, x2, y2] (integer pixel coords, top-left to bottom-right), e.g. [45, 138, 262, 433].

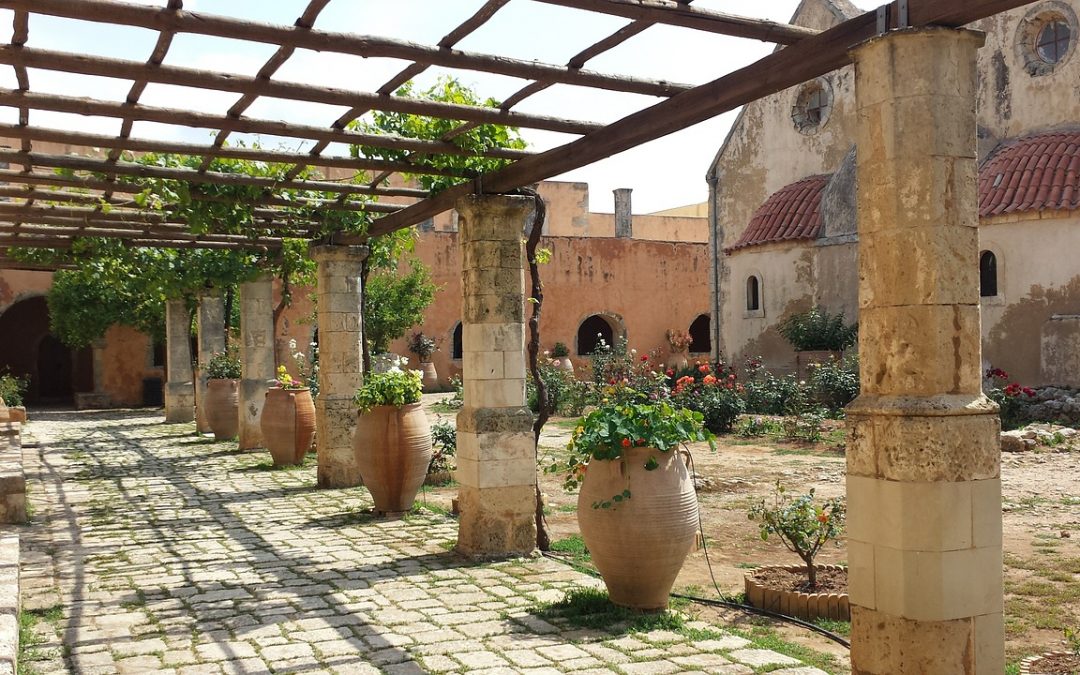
[320, 312, 362, 333]
[463, 268, 525, 296]
[463, 350, 505, 381]
[850, 606, 978, 675]
[857, 155, 978, 235]
[502, 350, 527, 381]
[456, 430, 480, 462]
[973, 612, 1005, 674]
[873, 545, 1002, 621]
[318, 332, 361, 362]
[320, 291, 362, 314]
[859, 225, 979, 309]
[456, 406, 534, 434]
[320, 372, 364, 397]
[462, 239, 525, 271]
[463, 291, 525, 324]
[849, 476, 975, 552]
[970, 479, 1003, 549]
[456, 431, 535, 463]
[856, 95, 977, 163]
[846, 540, 876, 609]
[462, 323, 524, 353]
[853, 29, 983, 108]
[455, 457, 536, 489]
[846, 406, 999, 482]
[464, 379, 526, 409]
[858, 304, 982, 397]
[457, 194, 535, 243]
[310, 244, 369, 265]
[319, 350, 361, 376]
[316, 272, 361, 295]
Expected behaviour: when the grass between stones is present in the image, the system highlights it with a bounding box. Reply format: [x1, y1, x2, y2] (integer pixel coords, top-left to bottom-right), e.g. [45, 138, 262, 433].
[18, 604, 63, 675]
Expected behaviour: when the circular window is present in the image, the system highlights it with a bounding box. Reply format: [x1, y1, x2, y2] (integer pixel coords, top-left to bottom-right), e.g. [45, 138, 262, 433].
[1016, 4, 1078, 76]
[791, 80, 832, 134]
[1037, 20, 1071, 63]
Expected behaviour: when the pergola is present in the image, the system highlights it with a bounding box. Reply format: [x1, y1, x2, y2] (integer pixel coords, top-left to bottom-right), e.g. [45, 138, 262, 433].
[0, 1, 1036, 672]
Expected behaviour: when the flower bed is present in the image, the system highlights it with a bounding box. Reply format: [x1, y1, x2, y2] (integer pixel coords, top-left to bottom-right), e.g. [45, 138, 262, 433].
[744, 564, 849, 621]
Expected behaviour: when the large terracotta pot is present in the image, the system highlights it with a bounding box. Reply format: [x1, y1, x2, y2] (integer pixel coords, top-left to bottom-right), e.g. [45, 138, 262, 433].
[556, 357, 575, 374]
[205, 379, 240, 440]
[353, 403, 432, 515]
[261, 387, 316, 466]
[577, 445, 698, 610]
[419, 361, 439, 393]
[665, 348, 689, 372]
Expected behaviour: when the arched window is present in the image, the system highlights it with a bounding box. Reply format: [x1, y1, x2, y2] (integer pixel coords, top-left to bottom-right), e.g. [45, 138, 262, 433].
[689, 314, 711, 354]
[577, 315, 615, 356]
[451, 322, 463, 360]
[746, 276, 761, 312]
[980, 251, 998, 297]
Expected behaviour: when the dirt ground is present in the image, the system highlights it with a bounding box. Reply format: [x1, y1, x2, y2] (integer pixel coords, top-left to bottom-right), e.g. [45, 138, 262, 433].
[419, 394, 1080, 669]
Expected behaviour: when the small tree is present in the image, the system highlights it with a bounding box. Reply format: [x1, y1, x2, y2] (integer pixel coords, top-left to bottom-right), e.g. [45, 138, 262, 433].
[776, 306, 857, 352]
[747, 480, 845, 589]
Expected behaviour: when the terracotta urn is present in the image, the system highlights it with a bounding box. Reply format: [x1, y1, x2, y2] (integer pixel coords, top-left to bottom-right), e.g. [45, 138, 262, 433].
[353, 403, 432, 515]
[665, 348, 689, 372]
[205, 378, 240, 440]
[556, 357, 575, 374]
[419, 361, 439, 393]
[577, 445, 698, 610]
[261, 387, 316, 466]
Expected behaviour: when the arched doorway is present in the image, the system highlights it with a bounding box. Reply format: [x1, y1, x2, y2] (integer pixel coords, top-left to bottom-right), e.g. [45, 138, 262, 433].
[689, 314, 712, 354]
[577, 314, 621, 355]
[0, 296, 87, 405]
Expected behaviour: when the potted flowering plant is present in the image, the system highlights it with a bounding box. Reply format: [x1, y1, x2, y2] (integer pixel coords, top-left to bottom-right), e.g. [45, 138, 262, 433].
[665, 328, 693, 371]
[407, 331, 440, 392]
[260, 363, 316, 466]
[204, 350, 242, 440]
[555, 397, 714, 609]
[550, 341, 574, 373]
[352, 359, 432, 515]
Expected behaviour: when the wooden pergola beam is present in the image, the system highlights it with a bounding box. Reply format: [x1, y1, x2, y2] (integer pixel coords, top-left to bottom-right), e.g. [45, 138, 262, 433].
[0, 236, 279, 251]
[4, 0, 691, 98]
[0, 211, 312, 237]
[0, 222, 289, 244]
[364, 0, 1040, 236]
[0, 149, 427, 200]
[0, 256, 75, 271]
[532, 0, 818, 44]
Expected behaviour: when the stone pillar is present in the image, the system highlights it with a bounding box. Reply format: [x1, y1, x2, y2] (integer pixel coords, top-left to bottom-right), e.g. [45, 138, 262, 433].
[455, 194, 537, 557]
[613, 188, 632, 238]
[847, 28, 1003, 674]
[195, 289, 226, 435]
[164, 298, 195, 423]
[311, 245, 367, 488]
[238, 275, 276, 450]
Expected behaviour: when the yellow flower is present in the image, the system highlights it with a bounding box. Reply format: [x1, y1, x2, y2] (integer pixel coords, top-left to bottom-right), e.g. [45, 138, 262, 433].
[574, 426, 584, 437]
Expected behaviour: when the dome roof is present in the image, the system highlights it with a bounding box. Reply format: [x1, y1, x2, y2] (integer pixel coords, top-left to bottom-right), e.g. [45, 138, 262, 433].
[979, 130, 1080, 217]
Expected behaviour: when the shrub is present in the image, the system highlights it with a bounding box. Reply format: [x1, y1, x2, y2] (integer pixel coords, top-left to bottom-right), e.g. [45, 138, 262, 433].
[735, 416, 783, 438]
[429, 421, 456, 474]
[777, 307, 857, 352]
[205, 350, 242, 380]
[407, 332, 437, 360]
[747, 481, 846, 589]
[742, 357, 808, 415]
[353, 363, 423, 412]
[808, 353, 860, 414]
[670, 362, 745, 433]
[551, 342, 570, 358]
[589, 337, 667, 405]
[442, 376, 464, 410]
[0, 374, 28, 408]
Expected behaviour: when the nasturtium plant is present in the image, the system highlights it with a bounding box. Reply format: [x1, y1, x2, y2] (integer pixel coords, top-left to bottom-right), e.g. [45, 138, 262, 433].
[352, 359, 423, 413]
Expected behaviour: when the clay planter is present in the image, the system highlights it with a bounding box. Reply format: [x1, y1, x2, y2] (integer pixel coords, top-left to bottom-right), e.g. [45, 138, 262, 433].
[556, 357, 575, 374]
[665, 348, 689, 372]
[419, 361, 439, 393]
[1020, 652, 1080, 674]
[261, 387, 316, 466]
[353, 403, 432, 515]
[577, 446, 698, 610]
[204, 379, 240, 440]
[744, 565, 849, 621]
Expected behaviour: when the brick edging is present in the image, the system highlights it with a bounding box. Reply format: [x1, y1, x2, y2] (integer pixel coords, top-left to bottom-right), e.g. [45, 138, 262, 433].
[743, 564, 850, 621]
[1019, 652, 1079, 674]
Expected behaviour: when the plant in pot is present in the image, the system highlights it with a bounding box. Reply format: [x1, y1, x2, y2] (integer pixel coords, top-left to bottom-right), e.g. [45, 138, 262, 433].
[665, 328, 693, 371]
[776, 307, 857, 379]
[745, 481, 848, 621]
[352, 361, 432, 515]
[555, 396, 714, 610]
[425, 420, 456, 486]
[204, 350, 242, 440]
[407, 331, 440, 393]
[551, 341, 574, 373]
[261, 365, 316, 466]
[0, 373, 29, 424]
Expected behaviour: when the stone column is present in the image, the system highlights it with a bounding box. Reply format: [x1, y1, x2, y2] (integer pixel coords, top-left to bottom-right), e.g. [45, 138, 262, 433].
[238, 275, 276, 450]
[847, 28, 1003, 674]
[164, 298, 195, 423]
[311, 244, 367, 488]
[195, 289, 226, 435]
[455, 194, 537, 556]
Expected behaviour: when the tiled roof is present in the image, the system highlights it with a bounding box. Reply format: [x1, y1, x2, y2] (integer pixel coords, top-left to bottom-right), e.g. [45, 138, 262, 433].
[726, 174, 829, 252]
[979, 131, 1080, 217]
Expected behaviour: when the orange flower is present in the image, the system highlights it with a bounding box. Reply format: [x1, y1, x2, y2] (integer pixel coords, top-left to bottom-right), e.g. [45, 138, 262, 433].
[702, 375, 717, 385]
[621, 438, 632, 448]
[698, 364, 711, 374]
[817, 512, 828, 524]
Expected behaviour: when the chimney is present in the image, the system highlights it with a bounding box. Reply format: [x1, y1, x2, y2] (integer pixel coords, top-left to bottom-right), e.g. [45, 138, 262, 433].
[613, 188, 632, 238]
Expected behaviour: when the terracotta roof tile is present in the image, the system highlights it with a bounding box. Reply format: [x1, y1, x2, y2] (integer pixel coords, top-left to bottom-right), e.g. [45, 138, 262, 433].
[726, 175, 829, 252]
[979, 130, 1080, 217]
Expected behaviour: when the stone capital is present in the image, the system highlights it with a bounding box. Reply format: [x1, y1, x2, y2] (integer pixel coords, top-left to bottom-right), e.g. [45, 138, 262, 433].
[309, 244, 370, 264]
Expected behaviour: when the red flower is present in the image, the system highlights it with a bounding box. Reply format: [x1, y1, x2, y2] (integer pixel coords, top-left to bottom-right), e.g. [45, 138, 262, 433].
[817, 512, 828, 524]
[698, 364, 711, 374]
[609, 378, 617, 385]
[665, 369, 674, 377]
[640, 355, 649, 362]
[635, 438, 646, 446]
[1022, 387, 1036, 397]
[621, 438, 632, 448]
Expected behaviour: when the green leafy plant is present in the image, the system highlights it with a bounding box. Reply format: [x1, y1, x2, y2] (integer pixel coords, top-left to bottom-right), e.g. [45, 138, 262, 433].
[776, 307, 858, 352]
[736, 416, 784, 438]
[204, 350, 241, 380]
[743, 357, 809, 415]
[809, 353, 860, 414]
[365, 260, 437, 354]
[553, 398, 715, 506]
[551, 342, 570, 358]
[984, 367, 1035, 430]
[429, 420, 457, 475]
[407, 332, 438, 361]
[353, 363, 423, 412]
[1065, 626, 1080, 655]
[0, 373, 28, 408]
[747, 481, 846, 589]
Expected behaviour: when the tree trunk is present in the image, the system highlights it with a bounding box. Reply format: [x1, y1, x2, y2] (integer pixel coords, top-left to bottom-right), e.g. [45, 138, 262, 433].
[223, 285, 234, 347]
[360, 255, 371, 374]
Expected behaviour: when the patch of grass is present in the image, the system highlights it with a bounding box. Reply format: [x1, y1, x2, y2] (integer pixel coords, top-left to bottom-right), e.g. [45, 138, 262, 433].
[550, 417, 582, 430]
[19, 604, 64, 673]
[244, 452, 318, 472]
[811, 617, 851, 637]
[550, 535, 590, 563]
[537, 588, 685, 633]
[555, 503, 577, 513]
[410, 502, 450, 517]
[735, 562, 761, 569]
[728, 623, 843, 674]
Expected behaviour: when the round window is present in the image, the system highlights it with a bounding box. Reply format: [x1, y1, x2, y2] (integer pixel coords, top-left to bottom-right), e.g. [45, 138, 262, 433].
[791, 81, 832, 134]
[1037, 20, 1072, 63]
[1016, 4, 1078, 76]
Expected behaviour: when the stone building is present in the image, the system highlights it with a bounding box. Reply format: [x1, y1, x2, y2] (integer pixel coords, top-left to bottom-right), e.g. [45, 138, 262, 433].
[707, 0, 1080, 387]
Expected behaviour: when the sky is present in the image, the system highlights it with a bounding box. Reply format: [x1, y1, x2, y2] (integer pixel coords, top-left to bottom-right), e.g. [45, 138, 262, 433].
[0, 0, 878, 214]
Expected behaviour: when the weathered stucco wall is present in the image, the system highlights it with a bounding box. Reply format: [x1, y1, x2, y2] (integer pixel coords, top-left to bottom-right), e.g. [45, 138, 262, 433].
[0, 270, 52, 313]
[101, 325, 160, 407]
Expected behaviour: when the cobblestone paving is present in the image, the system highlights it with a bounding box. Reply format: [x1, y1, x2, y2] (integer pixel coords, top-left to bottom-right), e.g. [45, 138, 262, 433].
[19, 410, 827, 674]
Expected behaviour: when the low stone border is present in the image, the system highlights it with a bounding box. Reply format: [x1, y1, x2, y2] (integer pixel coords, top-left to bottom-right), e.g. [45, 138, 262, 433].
[1019, 652, 1080, 674]
[0, 427, 24, 525]
[0, 529, 20, 675]
[744, 564, 850, 621]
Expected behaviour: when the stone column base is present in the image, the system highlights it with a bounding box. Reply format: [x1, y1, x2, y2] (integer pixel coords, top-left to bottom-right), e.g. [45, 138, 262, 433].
[164, 383, 195, 423]
[850, 606, 1004, 675]
[316, 396, 362, 488]
[456, 485, 536, 557]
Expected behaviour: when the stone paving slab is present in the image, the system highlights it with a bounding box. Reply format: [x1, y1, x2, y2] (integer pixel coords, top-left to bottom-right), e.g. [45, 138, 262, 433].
[18, 410, 830, 674]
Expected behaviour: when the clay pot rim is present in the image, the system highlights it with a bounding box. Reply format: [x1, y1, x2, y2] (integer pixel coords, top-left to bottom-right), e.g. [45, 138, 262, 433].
[267, 386, 310, 392]
[356, 401, 424, 414]
[207, 378, 240, 384]
[1019, 652, 1080, 675]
